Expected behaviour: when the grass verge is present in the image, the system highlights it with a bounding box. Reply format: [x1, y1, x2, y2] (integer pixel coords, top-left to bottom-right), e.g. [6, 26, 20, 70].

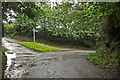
[1, 47, 7, 78]
[87, 47, 119, 70]
[19, 42, 60, 52]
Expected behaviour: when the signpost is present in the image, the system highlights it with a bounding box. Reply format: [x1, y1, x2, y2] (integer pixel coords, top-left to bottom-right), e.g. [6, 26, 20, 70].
[32, 28, 38, 42]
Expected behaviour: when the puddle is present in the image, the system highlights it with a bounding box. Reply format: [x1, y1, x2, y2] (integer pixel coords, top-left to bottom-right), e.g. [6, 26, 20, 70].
[40, 57, 58, 61]
[6, 40, 13, 43]
[12, 44, 22, 47]
[18, 53, 33, 55]
[16, 56, 35, 58]
[37, 55, 83, 62]
[5, 51, 16, 70]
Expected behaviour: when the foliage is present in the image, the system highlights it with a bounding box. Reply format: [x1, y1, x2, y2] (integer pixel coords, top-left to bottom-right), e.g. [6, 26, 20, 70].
[4, 2, 120, 49]
[3, 23, 16, 37]
[2, 47, 7, 64]
[30, 2, 104, 48]
[2, 2, 40, 37]
[87, 47, 119, 69]
[19, 42, 60, 52]
[2, 2, 100, 48]
[2, 2, 38, 21]
[87, 2, 120, 70]
[1, 47, 7, 78]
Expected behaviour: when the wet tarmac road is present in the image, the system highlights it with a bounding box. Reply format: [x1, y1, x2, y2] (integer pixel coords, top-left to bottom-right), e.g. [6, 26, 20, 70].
[2, 37, 118, 78]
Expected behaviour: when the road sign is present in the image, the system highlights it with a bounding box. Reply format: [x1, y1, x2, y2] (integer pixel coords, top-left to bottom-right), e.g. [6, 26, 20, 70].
[33, 28, 38, 32]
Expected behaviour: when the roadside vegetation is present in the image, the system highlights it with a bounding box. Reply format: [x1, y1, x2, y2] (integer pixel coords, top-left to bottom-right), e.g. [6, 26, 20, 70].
[19, 42, 60, 52]
[1, 47, 7, 78]
[2, 2, 120, 72]
[87, 47, 118, 70]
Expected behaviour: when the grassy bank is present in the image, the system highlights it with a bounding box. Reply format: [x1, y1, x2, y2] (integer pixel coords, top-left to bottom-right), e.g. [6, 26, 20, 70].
[1, 47, 7, 78]
[19, 42, 60, 52]
[87, 47, 119, 70]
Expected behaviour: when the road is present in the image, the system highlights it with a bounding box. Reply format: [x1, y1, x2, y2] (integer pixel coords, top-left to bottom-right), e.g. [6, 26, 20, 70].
[2, 37, 118, 78]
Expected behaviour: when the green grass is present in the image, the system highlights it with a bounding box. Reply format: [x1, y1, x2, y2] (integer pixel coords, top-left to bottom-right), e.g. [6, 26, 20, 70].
[19, 42, 60, 52]
[1, 47, 7, 78]
[2, 47, 7, 64]
[87, 49, 118, 70]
